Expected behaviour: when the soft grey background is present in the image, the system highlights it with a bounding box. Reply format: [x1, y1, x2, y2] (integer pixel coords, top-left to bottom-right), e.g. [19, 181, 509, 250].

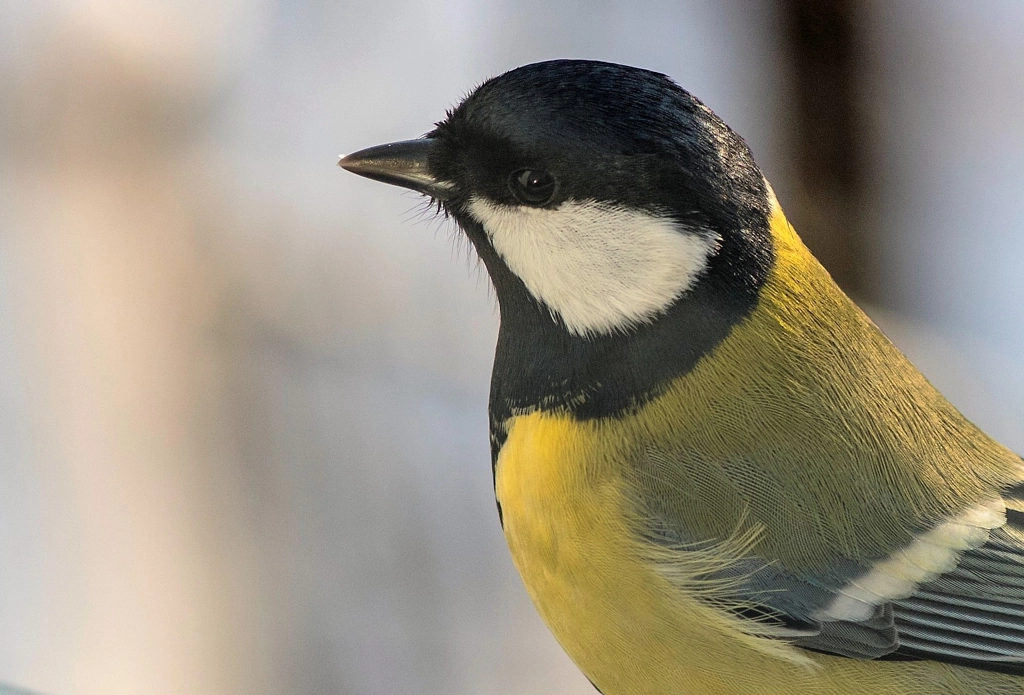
[0, 2, 1021, 694]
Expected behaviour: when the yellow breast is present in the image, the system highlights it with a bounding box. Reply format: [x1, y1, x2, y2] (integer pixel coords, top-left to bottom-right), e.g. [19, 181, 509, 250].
[494, 407, 1024, 695]
[492, 204, 1024, 694]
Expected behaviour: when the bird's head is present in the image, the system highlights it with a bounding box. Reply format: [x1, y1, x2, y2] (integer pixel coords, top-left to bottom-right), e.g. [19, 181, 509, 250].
[341, 59, 774, 339]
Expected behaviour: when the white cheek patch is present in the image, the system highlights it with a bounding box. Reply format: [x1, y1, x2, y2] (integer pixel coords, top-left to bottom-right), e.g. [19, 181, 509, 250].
[467, 197, 719, 336]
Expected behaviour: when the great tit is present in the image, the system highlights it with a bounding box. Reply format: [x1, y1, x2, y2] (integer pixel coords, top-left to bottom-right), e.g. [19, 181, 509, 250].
[339, 60, 1024, 694]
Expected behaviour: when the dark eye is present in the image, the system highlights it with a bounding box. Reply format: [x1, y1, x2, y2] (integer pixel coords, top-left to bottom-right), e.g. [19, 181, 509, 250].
[509, 169, 556, 205]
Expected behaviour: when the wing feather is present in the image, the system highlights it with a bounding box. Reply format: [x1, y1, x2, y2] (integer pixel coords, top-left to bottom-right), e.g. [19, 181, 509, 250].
[887, 490, 1024, 670]
[644, 480, 1024, 671]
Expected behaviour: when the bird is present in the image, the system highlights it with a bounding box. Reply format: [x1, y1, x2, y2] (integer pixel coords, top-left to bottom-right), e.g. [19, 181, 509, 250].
[338, 59, 1024, 694]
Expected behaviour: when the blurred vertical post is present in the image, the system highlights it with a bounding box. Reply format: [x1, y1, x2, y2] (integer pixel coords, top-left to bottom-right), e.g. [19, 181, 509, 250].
[779, 0, 867, 296]
[0, 9, 269, 695]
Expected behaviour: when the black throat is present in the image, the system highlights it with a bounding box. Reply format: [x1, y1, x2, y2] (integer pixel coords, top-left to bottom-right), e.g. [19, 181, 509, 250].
[454, 213, 774, 466]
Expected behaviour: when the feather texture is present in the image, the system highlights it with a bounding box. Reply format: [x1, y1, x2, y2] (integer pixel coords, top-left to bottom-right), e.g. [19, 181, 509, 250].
[493, 201, 1024, 692]
[628, 209, 1024, 676]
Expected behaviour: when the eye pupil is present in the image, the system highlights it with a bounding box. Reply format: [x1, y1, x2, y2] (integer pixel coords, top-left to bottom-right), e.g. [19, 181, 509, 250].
[510, 168, 556, 205]
[521, 171, 543, 187]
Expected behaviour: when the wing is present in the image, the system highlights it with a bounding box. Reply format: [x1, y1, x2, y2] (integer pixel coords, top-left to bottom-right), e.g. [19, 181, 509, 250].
[889, 482, 1024, 669]
[639, 477, 1024, 673]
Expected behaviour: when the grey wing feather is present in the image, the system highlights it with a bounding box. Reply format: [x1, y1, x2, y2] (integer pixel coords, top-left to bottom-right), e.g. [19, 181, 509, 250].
[889, 498, 1024, 669]
[644, 483, 1024, 671]
[793, 604, 899, 660]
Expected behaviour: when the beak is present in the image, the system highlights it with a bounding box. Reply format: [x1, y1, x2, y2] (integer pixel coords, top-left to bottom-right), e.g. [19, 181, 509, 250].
[338, 138, 454, 200]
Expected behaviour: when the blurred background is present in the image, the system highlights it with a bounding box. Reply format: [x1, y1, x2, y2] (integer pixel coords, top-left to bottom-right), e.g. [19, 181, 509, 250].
[0, 1, 1022, 693]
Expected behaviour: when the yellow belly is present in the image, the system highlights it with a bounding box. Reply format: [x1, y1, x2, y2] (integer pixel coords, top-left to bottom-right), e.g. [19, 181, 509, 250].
[494, 409, 1024, 695]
